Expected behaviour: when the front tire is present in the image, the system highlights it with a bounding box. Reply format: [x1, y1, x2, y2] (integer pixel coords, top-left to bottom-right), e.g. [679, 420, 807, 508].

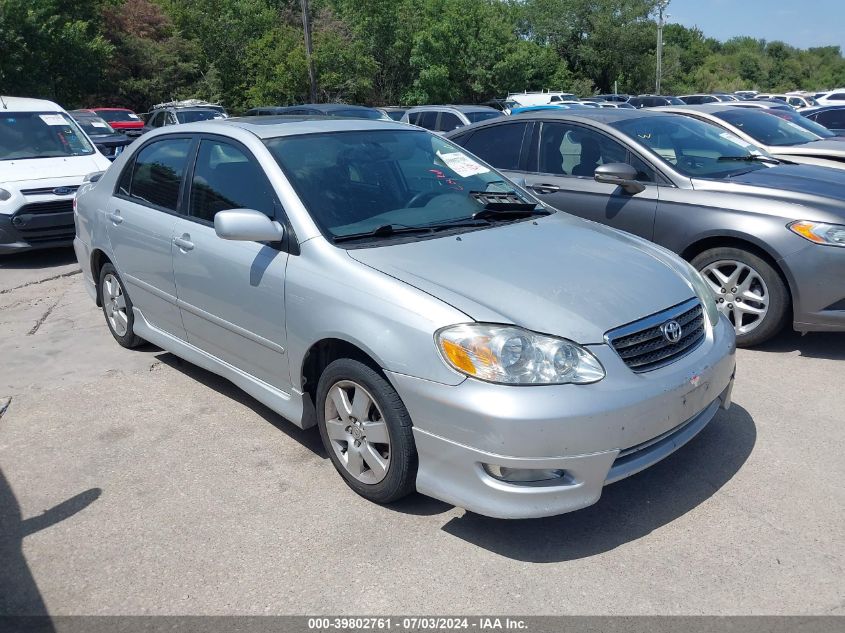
[316, 359, 417, 504]
[99, 263, 144, 348]
[691, 247, 788, 346]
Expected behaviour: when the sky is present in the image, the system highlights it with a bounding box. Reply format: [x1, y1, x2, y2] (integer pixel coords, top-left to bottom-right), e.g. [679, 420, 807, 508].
[666, 0, 845, 53]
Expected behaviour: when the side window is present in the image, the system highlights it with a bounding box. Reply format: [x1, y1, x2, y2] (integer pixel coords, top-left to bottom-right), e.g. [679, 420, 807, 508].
[437, 112, 463, 132]
[537, 122, 642, 180]
[117, 158, 134, 196]
[788, 97, 802, 107]
[189, 139, 277, 223]
[129, 138, 192, 211]
[830, 93, 845, 101]
[147, 112, 161, 128]
[818, 110, 845, 128]
[417, 111, 438, 130]
[406, 111, 419, 125]
[461, 123, 528, 171]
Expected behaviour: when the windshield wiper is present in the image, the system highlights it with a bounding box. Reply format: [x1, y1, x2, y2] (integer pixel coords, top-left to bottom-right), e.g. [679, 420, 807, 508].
[332, 224, 434, 243]
[717, 155, 781, 165]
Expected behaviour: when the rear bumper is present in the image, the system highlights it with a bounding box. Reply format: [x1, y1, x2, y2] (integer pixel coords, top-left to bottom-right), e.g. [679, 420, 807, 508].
[780, 244, 845, 332]
[390, 316, 736, 519]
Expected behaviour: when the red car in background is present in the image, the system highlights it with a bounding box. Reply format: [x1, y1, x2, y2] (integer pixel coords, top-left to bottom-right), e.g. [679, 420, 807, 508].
[89, 108, 145, 137]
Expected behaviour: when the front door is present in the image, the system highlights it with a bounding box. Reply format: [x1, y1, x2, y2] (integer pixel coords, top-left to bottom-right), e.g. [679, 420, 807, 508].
[171, 137, 291, 390]
[522, 121, 659, 240]
[108, 136, 193, 339]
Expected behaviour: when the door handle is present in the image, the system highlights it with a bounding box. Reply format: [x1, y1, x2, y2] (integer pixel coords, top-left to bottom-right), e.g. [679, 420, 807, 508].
[107, 210, 123, 225]
[527, 182, 560, 194]
[173, 235, 194, 252]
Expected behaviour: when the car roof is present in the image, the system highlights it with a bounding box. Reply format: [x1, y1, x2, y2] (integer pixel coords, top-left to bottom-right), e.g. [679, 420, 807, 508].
[509, 108, 674, 124]
[406, 104, 498, 113]
[0, 96, 63, 112]
[286, 103, 379, 112]
[70, 109, 99, 115]
[172, 116, 410, 139]
[655, 103, 754, 114]
[91, 107, 135, 112]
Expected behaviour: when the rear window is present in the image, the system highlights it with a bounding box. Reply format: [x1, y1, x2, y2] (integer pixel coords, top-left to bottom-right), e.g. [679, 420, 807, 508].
[0, 111, 95, 160]
[330, 109, 386, 120]
[73, 116, 117, 136]
[174, 109, 222, 124]
[96, 110, 141, 123]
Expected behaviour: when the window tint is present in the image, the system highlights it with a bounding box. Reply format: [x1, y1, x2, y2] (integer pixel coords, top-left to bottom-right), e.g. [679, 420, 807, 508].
[461, 123, 528, 171]
[465, 111, 501, 123]
[129, 138, 192, 211]
[437, 112, 463, 132]
[189, 139, 276, 223]
[117, 158, 133, 196]
[830, 93, 845, 101]
[816, 109, 845, 129]
[713, 108, 820, 146]
[417, 111, 438, 130]
[537, 122, 634, 179]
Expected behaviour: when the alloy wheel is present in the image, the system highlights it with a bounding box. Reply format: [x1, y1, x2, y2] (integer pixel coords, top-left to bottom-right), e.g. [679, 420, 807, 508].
[324, 380, 391, 485]
[700, 259, 769, 336]
[102, 273, 128, 337]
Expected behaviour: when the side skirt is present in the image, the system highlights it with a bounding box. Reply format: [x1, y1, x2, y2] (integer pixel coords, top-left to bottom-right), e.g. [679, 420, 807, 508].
[132, 307, 312, 429]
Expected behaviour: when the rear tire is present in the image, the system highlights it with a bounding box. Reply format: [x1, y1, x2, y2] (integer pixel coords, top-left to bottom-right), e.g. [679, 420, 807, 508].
[99, 263, 144, 349]
[691, 247, 788, 347]
[316, 359, 417, 504]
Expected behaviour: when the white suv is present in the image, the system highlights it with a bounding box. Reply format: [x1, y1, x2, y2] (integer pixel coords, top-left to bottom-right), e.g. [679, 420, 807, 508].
[0, 96, 112, 254]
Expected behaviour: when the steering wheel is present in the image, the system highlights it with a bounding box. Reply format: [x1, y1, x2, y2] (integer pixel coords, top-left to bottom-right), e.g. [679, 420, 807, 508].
[407, 190, 442, 208]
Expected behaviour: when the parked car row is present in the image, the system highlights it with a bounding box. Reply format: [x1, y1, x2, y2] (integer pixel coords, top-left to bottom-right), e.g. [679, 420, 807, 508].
[4, 87, 842, 520]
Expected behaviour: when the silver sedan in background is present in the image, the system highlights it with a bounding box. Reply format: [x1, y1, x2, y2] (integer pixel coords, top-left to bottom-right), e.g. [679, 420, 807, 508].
[73, 117, 735, 518]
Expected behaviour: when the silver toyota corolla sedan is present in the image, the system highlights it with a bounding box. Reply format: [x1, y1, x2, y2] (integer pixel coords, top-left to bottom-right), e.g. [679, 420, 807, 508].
[73, 117, 736, 519]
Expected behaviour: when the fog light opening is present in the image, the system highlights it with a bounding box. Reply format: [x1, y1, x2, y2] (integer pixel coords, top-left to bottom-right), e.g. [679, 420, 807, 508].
[483, 464, 568, 483]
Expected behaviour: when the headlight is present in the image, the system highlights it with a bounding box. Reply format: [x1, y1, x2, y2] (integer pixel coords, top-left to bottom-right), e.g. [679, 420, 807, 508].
[435, 324, 605, 385]
[0, 188, 11, 201]
[789, 220, 845, 248]
[683, 261, 720, 328]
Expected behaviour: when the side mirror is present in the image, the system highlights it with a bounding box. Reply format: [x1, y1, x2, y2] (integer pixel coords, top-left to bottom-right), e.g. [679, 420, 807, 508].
[214, 208, 285, 242]
[594, 163, 646, 194]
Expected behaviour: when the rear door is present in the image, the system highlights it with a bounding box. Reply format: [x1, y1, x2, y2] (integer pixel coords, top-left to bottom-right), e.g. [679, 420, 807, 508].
[108, 136, 193, 339]
[171, 136, 291, 389]
[521, 121, 659, 238]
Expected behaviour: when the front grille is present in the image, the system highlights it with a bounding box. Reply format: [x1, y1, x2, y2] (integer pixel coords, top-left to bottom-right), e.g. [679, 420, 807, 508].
[12, 200, 75, 244]
[606, 298, 705, 372]
[20, 185, 79, 196]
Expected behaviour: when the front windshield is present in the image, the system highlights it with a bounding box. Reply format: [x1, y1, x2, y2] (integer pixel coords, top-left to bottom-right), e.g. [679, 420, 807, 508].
[265, 129, 539, 241]
[712, 108, 821, 146]
[767, 110, 834, 138]
[0, 111, 95, 160]
[175, 110, 222, 124]
[75, 116, 117, 136]
[465, 111, 501, 123]
[611, 115, 770, 179]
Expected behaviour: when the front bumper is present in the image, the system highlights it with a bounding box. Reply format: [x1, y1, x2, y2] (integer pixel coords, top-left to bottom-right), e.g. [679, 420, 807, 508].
[389, 316, 736, 519]
[0, 203, 75, 254]
[780, 243, 845, 332]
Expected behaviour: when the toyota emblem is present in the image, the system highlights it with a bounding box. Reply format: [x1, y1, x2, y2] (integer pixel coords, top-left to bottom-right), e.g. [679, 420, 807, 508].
[660, 320, 683, 344]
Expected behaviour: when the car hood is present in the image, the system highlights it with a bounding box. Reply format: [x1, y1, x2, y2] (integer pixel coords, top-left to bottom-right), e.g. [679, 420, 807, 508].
[770, 139, 845, 157]
[347, 213, 697, 344]
[0, 155, 109, 185]
[692, 164, 845, 220]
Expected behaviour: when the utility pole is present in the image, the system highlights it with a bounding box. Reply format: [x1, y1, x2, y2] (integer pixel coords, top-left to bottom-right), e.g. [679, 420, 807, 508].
[655, 0, 670, 94]
[301, 0, 317, 103]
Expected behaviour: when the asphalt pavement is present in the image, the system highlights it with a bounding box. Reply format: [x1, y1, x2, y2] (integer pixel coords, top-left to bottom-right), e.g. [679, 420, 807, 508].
[0, 248, 842, 615]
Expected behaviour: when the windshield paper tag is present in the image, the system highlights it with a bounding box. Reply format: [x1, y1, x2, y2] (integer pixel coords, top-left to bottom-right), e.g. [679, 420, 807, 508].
[39, 114, 67, 126]
[437, 151, 490, 177]
[91, 121, 108, 128]
[128, 114, 140, 119]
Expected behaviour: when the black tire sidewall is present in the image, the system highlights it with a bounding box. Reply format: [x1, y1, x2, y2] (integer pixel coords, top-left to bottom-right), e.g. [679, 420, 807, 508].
[99, 263, 142, 348]
[691, 247, 789, 346]
[316, 358, 417, 504]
